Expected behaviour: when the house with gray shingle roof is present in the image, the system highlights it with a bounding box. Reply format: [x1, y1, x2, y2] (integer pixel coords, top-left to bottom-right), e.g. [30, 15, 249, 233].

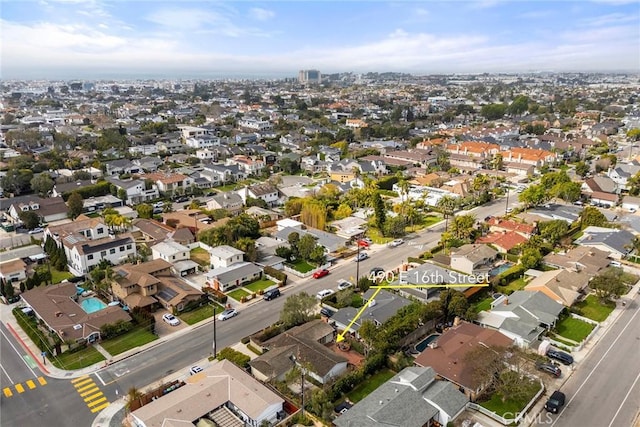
[273, 226, 347, 253]
[334, 366, 467, 427]
[331, 289, 411, 336]
[575, 226, 635, 259]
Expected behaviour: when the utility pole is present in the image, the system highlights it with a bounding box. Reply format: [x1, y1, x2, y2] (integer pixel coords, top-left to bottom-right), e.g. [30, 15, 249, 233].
[208, 297, 217, 358]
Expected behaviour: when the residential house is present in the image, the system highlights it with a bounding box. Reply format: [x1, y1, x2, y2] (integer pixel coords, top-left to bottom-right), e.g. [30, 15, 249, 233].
[622, 195, 640, 212]
[524, 269, 591, 306]
[476, 231, 528, 253]
[106, 178, 160, 204]
[273, 226, 347, 253]
[133, 156, 163, 172]
[333, 367, 468, 427]
[476, 290, 564, 347]
[185, 135, 222, 149]
[383, 150, 435, 167]
[83, 195, 124, 213]
[588, 192, 619, 208]
[543, 246, 610, 274]
[450, 244, 499, 275]
[151, 240, 190, 263]
[237, 183, 280, 207]
[209, 245, 244, 269]
[105, 159, 142, 176]
[20, 281, 131, 343]
[227, 155, 265, 175]
[250, 320, 348, 385]
[129, 360, 284, 427]
[330, 216, 368, 240]
[205, 262, 263, 292]
[206, 192, 244, 215]
[331, 289, 411, 336]
[575, 226, 635, 259]
[131, 218, 174, 246]
[7, 195, 68, 224]
[142, 172, 194, 195]
[169, 227, 195, 246]
[608, 161, 640, 190]
[501, 147, 557, 170]
[51, 179, 93, 198]
[446, 141, 499, 158]
[0, 258, 27, 283]
[581, 176, 618, 195]
[414, 322, 514, 400]
[487, 217, 536, 238]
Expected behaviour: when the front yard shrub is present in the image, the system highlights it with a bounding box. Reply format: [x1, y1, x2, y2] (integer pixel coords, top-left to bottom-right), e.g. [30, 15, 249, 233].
[100, 319, 134, 339]
[264, 265, 288, 285]
[216, 347, 250, 368]
[13, 308, 50, 352]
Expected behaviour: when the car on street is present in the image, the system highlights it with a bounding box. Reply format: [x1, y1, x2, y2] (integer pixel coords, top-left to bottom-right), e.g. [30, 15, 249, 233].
[536, 362, 562, 377]
[320, 307, 334, 317]
[357, 239, 370, 248]
[506, 207, 514, 213]
[316, 289, 335, 299]
[263, 288, 281, 301]
[337, 279, 353, 291]
[189, 365, 203, 375]
[360, 238, 373, 245]
[28, 227, 44, 234]
[162, 313, 180, 326]
[388, 239, 404, 248]
[544, 390, 566, 413]
[218, 308, 238, 321]
[354, 252, 369, 262]
[313, 269, 330, 279]
[547, 348, 574, 365]
[369, 267, 385, 280]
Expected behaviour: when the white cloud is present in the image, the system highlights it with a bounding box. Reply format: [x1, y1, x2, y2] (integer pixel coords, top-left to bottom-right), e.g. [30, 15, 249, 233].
[249, 7, 275, 21]
[582, 13, 639, 26]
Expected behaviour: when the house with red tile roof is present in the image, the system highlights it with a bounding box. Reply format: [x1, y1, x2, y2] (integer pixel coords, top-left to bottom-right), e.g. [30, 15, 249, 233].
[476, 231, 528, 253]
[500, 147, 557, 168]
[487, 217, 536, 238]
[446, 141, 499, 158]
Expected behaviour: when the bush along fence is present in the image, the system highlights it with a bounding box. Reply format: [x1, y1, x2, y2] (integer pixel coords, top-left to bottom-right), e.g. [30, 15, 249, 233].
[467, 380, 545, 426]
[264, 266, 288, 286]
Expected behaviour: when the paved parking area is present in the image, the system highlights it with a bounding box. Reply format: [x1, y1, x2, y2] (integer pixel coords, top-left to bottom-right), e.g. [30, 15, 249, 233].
[153, 310, 188, 336]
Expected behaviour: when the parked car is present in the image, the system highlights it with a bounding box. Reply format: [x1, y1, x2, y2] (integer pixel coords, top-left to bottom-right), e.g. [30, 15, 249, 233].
[354, 252, 369, 262]
[263, 288, 281, 301]
[218, 308, 238, 321]
[388, 239, 404, 248]
[320, 307, 334, 317]
[536, 362, 562, 378]
[28, 227, 44, 234]
[357, 239, 370, 248]
[189, 365, 203, 375]
[316, 289, 334, 300]
[162, 313, 180, 326]
[360, 238, 373, 245]
[544, 390, 566, 413]
[337, 279, 353, 291]
[313, 269, 330, 279]
[547, 349, 574, 365]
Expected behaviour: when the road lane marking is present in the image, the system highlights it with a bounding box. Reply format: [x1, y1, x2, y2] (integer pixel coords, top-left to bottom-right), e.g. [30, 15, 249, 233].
[94, 372, 106, 386]
[71, 375, 90, 384]
[3, 388, 12, 397]
[91, 402, 110, 413]
[87, 397, 107, 407]
[79, 387, 99, 397]
[0, 328, 38, 377]
[552, 307, 640, 427]
[0, 362, 14, 384]
[15, 384, 24, 393]
[26, 380, 36, 389]
[76, 382, 96, 392]
[37, 377, 47, 386]
[23, 355, 37, 369]
[607, 370, 640, 427]
[84, 392, 104, 402]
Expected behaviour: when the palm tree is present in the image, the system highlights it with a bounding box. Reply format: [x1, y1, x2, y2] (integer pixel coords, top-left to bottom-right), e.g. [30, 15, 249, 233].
[437, 195, 458, 231]
[126, 386, 144, 412]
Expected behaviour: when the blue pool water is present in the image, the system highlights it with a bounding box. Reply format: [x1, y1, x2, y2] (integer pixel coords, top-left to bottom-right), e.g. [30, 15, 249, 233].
[415, 334, 441, 353]
[80, 297, 107, 314]
[489, 262, 514, 277]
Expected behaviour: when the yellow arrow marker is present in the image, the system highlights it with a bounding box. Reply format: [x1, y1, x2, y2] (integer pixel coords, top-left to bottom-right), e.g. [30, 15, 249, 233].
[336, 287, 383, 343]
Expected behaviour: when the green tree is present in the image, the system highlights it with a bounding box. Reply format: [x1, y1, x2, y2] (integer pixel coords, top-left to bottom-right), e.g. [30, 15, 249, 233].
[520, 247, 542, 269]
[480, 103, 507, 121]
[578, 206, 609, 229]
[437, 195, 458, 230]
[275, 246, 293, 262]
[234, 237, 257, 262]
[136, 203, 154, 219]
[575, 161, 590, 178]
[508, 95, 530, 116]
[334, 203, 353, 220]
[30, 173, 54, 197]
[518, 184, 547, 208]
[384, 215, 406, 238]
[590, 268, 628, 301]
[373, 192, 386, 232]
[627, 128, 640, 141]
[1, 169, 34, 196]
[538, 220, 569, 245]
[450, 214, 476, 240]
[67, 191, 84, 219]
[300, 199, 327, 230]
[18, 210, 40, 230]
[279, 292, 317, 328]
[297, 234, 318, 261]
[551, 181, 582, 203]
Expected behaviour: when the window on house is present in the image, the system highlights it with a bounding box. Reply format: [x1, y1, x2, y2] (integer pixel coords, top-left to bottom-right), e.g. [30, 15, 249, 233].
[97, 228, 104, 234]
[127, 244, 132, 250]
[110, 248, 116, 254]
[120, 246, 124, 252]
[101, 251, 106, 257]
[88, 254, 94, 260]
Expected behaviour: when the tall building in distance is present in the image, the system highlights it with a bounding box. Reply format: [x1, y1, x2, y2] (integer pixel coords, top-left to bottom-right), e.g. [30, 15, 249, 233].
[298, 69, 321, 84]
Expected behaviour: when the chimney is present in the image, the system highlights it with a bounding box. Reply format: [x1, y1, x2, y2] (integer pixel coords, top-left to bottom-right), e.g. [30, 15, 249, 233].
[504, 298, 509, 305]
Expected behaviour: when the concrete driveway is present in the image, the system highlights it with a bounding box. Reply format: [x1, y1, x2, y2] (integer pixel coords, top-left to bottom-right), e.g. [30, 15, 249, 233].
[154, 310, 188, 336]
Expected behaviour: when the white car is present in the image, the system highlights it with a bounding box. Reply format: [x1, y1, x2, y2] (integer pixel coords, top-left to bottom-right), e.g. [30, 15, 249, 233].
[28, 227, 44, 234]
[337, 280, 353, 291]
[316, 289, 335, 299]
[388, 239, 404, 248]
[218, 308, 238, 321]
[189, 365, 203, 375]
[162, 313, 180, 326]
[354, 252, 369, 262]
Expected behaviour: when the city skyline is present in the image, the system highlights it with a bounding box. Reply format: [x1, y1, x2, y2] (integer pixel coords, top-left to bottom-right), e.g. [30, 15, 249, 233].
[2, 0, 639, 79]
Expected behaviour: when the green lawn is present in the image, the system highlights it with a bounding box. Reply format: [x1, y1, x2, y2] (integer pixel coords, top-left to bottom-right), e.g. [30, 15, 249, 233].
[227, 288, 251, 301]
[474, 297, 494, 313]
[37, 267, 74, 284]
[572, 295, 615, 322]
[190, 247, 210, 268]
[479, 379, 542, 418]
[554, 316, 595, 343]
[366, 228, 393, 244]
[179, 304, 223, 325]
[347, 369, 396, 403]
[286, 259, 315, 273]
[498, 277, 528, 295]
[100, 327, 158, 356]
[244, 278, 276, 293]
[51, 346, 106, 370]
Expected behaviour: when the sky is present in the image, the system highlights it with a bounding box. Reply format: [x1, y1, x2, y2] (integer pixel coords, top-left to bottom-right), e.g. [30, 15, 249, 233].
[2, 0, 639, 79]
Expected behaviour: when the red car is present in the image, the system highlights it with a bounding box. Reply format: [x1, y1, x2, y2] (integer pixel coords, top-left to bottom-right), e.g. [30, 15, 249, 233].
[313, 269, 330, 279]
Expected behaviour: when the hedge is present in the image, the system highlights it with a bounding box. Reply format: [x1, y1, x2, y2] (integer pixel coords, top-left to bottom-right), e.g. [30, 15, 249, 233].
[496, 264, 527, 286]
[264, 266, 288, 286]
[216, 347, 250, 368]
[62, 180, 111, 201]
[13, 308, 50, 352]
[204, 288, 228, 304]
[407, 257, 425, 264]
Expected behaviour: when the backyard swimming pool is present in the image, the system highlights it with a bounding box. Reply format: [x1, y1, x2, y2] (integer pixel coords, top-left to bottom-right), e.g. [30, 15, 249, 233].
[415, 334, 441, 353]
[489, 262, 514, 277]
[80, 297, 107, 314]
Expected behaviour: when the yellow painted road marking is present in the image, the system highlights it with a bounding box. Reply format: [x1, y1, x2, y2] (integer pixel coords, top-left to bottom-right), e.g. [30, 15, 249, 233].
[37, 377, 47, 386]
[71, 376, 90, 384]
[79, 387, 99, 397]
[87, 397, 107, 407]
[91, 402, 110, 413]
[73, 378, 93, 388]
[3, 388, 13, 397]
[26, 380, 36, 389]
[84, 392, 104, 403]
[76, 382, 97, 393]
[15, 384, 25, 393]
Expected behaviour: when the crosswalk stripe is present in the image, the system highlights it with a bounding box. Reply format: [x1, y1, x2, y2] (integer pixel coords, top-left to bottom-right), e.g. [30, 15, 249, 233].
[90, 402, 110, 413]
[3, 388, 12, 397]
[76, 382, 97, 393]
[73, 378, 93, 388]
[26, 380, 36, 390]
[38, 377, 47, 386]
[79, 387, 99, 397]
[71, 376, 90, 384]
[84, 392, 104, 403]
[87, 397, 107, 407]
[15, 384, 24, 393]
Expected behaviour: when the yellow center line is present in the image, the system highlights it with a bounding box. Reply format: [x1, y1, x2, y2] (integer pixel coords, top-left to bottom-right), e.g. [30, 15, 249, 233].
[90, 402, 110, 413]
[76, 382, 97, 393]
[71, 376, 90, 384]
[26, 380, 36, 389]
[37, 377, 47, 386]
[3, 388, 13, 397]
[79, 387, 99, 397]
[15, 384, 25, 393]
[87, 397, 107, 407]
[84, 392, 105, 403]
